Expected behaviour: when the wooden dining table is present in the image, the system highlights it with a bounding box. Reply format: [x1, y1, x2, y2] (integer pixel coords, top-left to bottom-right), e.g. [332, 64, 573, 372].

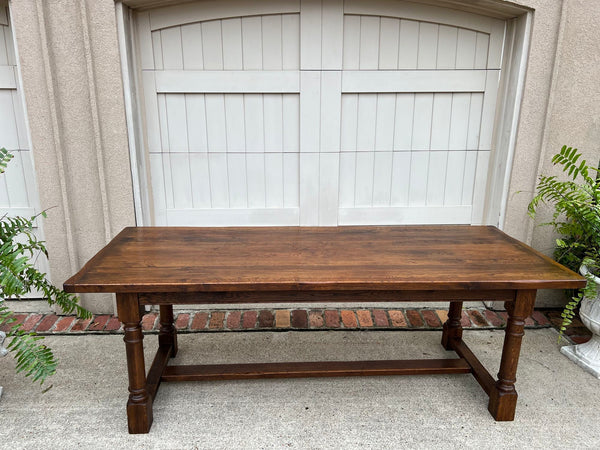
[64, 225, 586, 434]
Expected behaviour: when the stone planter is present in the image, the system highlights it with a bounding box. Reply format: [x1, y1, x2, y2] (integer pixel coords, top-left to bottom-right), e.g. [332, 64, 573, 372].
[561, 265, 600, 378]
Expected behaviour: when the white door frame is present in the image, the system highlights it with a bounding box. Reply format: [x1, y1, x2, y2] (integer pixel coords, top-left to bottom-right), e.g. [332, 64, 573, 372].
[116, 0, 533, 230]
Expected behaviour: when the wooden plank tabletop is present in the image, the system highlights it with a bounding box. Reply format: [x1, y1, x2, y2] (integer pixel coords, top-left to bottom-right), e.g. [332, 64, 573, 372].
[63, 226, 586, 293]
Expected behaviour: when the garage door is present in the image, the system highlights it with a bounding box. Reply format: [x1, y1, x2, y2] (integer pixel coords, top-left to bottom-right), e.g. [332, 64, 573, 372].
[0, 4, 49, 296]
[136, 0, 504, 226]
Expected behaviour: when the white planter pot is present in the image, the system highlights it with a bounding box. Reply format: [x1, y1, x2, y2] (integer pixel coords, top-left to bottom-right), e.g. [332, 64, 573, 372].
[561, 265, 600, 378]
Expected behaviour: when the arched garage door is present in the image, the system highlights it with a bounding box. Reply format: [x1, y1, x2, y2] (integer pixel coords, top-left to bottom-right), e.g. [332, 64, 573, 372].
[136, 0, 504, 226]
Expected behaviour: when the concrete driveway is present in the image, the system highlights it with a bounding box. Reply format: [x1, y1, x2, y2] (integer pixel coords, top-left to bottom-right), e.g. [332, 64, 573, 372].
[1, 329, 598, 449]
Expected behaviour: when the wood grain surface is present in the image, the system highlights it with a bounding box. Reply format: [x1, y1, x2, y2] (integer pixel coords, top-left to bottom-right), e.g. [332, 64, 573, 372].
[64, 226, 586, 293]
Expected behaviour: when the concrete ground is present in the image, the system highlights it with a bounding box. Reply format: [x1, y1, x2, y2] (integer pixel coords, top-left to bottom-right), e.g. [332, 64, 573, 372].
[0, 329, 598, 449]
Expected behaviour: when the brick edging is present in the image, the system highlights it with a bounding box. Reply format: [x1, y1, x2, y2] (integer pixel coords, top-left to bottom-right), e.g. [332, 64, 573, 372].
[4, 307, 572, 337]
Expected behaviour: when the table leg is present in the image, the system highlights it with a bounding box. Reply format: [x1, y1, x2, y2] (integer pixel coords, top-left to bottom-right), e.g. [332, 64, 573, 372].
[441, 301, 463, 350]
[116, 293, 153, 434]
[488, 290, 536, 421]
[159, 305, 178, 357]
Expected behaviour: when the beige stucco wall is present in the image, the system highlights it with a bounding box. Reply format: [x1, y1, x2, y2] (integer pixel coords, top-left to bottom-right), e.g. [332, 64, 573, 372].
[10, 0, 136, 313]
[503, 0, 600, 306]
[8, 0, 600, 313]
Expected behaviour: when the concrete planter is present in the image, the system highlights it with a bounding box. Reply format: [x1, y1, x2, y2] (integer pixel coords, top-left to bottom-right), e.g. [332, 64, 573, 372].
[561, 265, 600, 378]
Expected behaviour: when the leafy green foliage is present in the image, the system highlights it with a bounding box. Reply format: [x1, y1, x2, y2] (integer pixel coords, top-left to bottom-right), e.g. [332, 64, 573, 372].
[0, 148, 91, 385]
[528, 145, 600, 335]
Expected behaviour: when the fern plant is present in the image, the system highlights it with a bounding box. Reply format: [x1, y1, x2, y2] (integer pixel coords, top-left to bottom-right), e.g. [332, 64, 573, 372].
[0, 147, 91, 385]
[528, 145, 600, 334]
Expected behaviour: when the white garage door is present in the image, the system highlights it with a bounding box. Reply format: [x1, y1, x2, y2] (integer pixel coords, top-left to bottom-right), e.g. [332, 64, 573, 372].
[0, 4, 49, 295]
[136, 0, 504, 226]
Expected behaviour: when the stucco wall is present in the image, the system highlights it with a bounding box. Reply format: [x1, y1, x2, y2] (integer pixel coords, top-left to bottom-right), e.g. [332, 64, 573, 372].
[10, 0, 136, 312]
[503, 0, 600, 305]
[8, 0, 600, 312]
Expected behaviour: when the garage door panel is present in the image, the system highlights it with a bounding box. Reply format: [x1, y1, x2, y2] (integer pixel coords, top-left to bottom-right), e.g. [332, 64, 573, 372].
[158, 93, 300, 154]
[356, 94, 377, 152]
[390, 152, 410, 205]
[378, 17, 400, 69]
[180, 23, 203, 69]
[338, 149, 483, 211]
[282, 96, 300, 152]
[261, 15, 283, 70]
[189, 153, 212, 208]
[204, 94, 227, 152]
[354, 152, 375, 206]
[342, 15, 360, 69]
[393, 94, 414, 150]
[343, 15, 491, 71]
[408, 151, 428, 205]
[375, 94, 396, 151]
[149, 0, 300, 31]
[341, 92, 488, 153]
[321, 0, 344, 70]
[430, 94, 453, 151]
[411, 93, 433, 151]
[164, 94, 188, 152]
[264, 94, 283, 153]
[208, 153, 229, 207]
[265, 153, 284, 208]
[436, 25, 458, 69]
[246, 153, 266, 208]
[344, 0, 498, 34]
[338, 152, 355, 207]
[398, 19, 419, 69]
[462, 151, 478, 205]
[372, 151, 393, 206]
[170, 153, 193, 208]
[417, 22, 438, 69]
[444, 151, 467, 205]
[152, 14, 300, 72]
[340, 94, 358, 151]
[426, 151, 449, 206]
[152, 151, 302, 218]
[467, 93, 484, 149]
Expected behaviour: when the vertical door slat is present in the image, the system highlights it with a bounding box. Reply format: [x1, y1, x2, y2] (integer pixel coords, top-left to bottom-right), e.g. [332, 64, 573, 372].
[181, 24, 204, 70]
[227, 153, 248, 208]
[221, 18, 243, 70]
[264, 94, 284, 152]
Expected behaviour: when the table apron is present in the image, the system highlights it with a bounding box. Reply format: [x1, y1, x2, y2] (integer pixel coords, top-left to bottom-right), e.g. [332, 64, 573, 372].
[138, 289, 517, 305]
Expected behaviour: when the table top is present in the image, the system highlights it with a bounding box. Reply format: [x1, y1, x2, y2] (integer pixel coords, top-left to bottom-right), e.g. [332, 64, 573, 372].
[63, 226, 586, 293]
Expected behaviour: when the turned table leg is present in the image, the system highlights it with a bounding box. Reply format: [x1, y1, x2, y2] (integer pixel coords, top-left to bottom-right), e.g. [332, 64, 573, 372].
[442, 301, 463, 350]
[116, 293, 153, 434]
[488, 290, 536, 421]
[159, 305, 178, 357]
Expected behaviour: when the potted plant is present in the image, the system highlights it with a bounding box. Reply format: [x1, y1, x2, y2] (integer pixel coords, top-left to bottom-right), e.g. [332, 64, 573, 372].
[528, 145, 600, 378]
[0, 148, 90, 394]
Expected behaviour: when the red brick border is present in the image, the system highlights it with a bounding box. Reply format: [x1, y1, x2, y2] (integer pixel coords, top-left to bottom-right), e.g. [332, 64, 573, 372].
[9, 308, 583, 339]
